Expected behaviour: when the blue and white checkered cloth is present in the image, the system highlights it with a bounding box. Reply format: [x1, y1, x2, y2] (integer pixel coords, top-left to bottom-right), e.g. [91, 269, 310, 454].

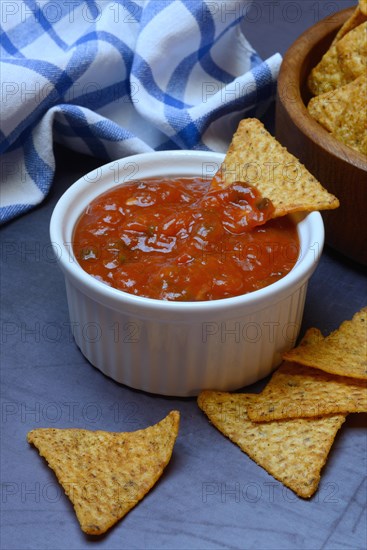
[0, 0, 281, 223]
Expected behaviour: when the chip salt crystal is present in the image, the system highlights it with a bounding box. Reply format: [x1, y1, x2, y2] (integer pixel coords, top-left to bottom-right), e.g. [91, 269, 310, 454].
[215, 118, 339, 217]
[27, 411, 180, 535]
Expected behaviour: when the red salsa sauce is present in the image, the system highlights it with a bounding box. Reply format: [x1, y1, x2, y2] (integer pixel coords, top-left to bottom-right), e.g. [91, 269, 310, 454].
[73, 177, 299, 301]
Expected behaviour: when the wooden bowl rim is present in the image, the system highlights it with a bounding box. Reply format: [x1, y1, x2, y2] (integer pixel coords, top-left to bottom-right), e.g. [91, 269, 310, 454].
[277, 6, 367, 172]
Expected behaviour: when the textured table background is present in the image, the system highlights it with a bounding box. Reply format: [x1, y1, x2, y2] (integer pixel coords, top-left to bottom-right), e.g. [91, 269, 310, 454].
[1, 2, 366, 549]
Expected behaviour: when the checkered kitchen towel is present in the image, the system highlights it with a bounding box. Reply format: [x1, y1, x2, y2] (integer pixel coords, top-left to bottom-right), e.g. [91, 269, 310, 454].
[0, 0, 281, 223]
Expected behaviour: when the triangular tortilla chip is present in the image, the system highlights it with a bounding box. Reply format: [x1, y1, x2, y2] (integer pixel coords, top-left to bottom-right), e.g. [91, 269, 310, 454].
[308, 74, 367, 133]
[283, 307, 367, 379]
[308, 74, 367, 156]
[330, 76, 367, 155]
[336, 22, 367, 81]
[197, 391, 345, 499]
[215, 119, 339, 217]
[247, 329, 367, 422]
[308, 14, 367, 95]
[307, 42, 344, 95]
[332, 5, 367, 44]
[27, 411, 180, 535]
[359, 0, 367, 16]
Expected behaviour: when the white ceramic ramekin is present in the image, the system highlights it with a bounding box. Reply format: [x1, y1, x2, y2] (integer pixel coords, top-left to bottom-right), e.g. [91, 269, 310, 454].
[50, 151, 324, 396]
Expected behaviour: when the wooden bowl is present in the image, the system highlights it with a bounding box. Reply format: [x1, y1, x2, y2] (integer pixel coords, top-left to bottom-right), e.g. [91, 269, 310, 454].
[276, 7, 367, 265]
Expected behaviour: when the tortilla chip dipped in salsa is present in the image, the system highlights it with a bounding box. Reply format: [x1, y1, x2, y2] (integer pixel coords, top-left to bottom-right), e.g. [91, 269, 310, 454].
[73, 118, 338, 302]
[212, 119, 339, 216]
[27, 411, 180, 535]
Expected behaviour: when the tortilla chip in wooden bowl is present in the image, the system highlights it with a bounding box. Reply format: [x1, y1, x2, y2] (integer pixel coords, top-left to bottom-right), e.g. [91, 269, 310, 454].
[276, 5, 367, 265]
[307, 74, 367, 156]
